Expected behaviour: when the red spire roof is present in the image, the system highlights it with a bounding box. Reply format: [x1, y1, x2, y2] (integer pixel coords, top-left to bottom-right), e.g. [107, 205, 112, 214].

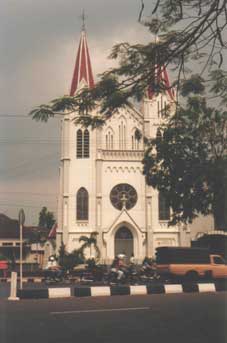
[70, 30, 94, 96]
[147, 65, 175, 100]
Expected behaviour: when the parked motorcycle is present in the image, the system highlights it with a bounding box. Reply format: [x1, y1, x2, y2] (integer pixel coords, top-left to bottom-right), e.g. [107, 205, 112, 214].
[44, 268, 69, 284]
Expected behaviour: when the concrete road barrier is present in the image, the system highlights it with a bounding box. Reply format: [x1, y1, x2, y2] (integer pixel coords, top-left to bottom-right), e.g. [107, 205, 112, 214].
[198, 283, 216, 293]
[48, 288, 71, 298]
[164, 284, 183, 294]
[15, 281, 227, 299]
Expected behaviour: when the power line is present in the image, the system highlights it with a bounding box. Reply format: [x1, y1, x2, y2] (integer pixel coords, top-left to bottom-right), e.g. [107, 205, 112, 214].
[0, 191, 58, 196]
[0, 114, 60, 119]
[0, 202, 57, 209]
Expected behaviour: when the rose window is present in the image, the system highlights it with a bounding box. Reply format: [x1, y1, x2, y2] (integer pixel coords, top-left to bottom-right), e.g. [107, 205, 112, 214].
[110, 183, 137, 210]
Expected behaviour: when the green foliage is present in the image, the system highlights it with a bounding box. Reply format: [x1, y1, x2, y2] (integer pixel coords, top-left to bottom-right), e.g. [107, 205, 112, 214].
[143, 78, 227, 229]
[135, 128, 142, 141]
[29, 1, 227, 231]
[38, 207, 55, 230]
[29, 0, 227, 126]
[58, 242, 84, 271]
[79, 232, 100, 261]
[29, 105, 55, 122]
[180, 75, 205, 97]
[192, 234, 227, 258]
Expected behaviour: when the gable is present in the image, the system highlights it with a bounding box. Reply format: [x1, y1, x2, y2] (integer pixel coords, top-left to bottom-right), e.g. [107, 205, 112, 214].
[104, 104, 143, 131]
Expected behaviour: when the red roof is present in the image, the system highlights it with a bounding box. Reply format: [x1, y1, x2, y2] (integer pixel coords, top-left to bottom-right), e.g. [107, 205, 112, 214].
[70, 30, 94, 96]
[147, 65, 175, 100]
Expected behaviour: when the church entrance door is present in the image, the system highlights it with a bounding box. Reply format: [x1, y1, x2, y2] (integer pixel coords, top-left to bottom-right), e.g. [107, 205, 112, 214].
[114, 226, 133, 262]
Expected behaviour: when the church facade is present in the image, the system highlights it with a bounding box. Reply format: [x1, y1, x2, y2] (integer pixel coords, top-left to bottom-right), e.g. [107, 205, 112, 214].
[57, 28, 190, 263]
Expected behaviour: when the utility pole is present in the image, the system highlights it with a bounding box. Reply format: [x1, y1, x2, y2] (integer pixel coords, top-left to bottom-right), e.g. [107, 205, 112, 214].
[18, 209, 25, 289]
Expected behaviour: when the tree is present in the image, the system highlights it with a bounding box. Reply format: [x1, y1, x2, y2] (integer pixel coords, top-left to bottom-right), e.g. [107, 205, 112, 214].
[38, 207, 55, 230]
[192, 233, 227, 258]
[30, 1, 227, 125]
[58, 242, 84, 271]
[143, 76, 227, 229]
[29, 1, 227, 230]
[79, 232, 100, 261]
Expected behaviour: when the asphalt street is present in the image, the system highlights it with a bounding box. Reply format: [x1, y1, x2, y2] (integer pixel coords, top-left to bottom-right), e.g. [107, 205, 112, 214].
[0, 292, 226, 343]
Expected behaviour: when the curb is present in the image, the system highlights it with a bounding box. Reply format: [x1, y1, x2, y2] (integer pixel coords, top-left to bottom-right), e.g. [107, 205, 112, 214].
[16, 281, 227, 299]
[0, 277, 80, 283]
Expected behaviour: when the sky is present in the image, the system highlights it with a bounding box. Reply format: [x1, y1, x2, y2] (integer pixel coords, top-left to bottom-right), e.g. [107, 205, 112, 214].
[0, 0, 153, 225]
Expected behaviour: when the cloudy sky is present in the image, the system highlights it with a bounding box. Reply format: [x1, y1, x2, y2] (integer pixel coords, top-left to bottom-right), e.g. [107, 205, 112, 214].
[0, 0, 154, 225]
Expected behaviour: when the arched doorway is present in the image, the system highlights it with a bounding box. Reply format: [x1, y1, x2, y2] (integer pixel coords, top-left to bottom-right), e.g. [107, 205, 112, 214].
[114, 226, 133, 261]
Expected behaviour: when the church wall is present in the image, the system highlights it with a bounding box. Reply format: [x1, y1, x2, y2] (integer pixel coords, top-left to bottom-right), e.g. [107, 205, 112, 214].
[56, 29, 194, 260]
[59, 115, 99, 252]
[101, 162, 146, 231]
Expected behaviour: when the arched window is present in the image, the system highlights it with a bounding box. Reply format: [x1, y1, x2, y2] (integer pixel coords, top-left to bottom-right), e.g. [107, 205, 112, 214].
[84, 129, 90, 158]
[105, 128, 114, 150]
[119, 119, 126, 149]
[132, 130, 140, 150]
[115, 227, 133, 239]
[76, 187, 89, 220]
[76, 129, 83, 158]
[159, 191, 170, 221]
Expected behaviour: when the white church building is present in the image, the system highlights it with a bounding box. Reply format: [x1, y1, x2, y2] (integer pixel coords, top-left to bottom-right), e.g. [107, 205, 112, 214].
[57, 27, 190, 263]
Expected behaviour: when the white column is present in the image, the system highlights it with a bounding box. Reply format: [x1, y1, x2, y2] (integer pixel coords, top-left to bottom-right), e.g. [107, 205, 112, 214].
[62, 116, 70, 248]
[96, 128, 103, 257]
[146, 194, 153, 257]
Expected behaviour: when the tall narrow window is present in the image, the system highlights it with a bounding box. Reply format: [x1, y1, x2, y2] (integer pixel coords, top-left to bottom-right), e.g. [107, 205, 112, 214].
[119, 121, 126, 150]
[159, 191, 170, 221]
[124, 125, 126, 149]
[77, 129, 83, 158]
[105, 131, 114, 149]
[157, 101, 160, 118]
[84, 129, 90, 158]
[77, 187, 88, 220]
[164, 101, 167, 117]
[161, 96, 164, 117]
[132, 131, 140, 150]
[76, 129, 90, 158]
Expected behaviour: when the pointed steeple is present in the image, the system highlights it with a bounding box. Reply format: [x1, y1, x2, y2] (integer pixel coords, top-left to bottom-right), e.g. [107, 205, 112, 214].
[147, 65, 175, 101]
[70, 25, 94, 96]
[146, 34, 175, 101]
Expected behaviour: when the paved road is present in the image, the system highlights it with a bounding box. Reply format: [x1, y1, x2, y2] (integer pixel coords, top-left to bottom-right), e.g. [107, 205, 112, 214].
[1, 292, 226, 343]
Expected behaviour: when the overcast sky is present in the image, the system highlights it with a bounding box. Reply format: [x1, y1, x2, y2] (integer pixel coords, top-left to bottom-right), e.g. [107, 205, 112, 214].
[0, 0, 154, 225]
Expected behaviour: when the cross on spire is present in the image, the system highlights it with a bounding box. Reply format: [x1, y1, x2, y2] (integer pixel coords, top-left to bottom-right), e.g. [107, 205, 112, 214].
[147, 12, 175, 101]
[70, 16, 94, 96]
[81, 9, 86, 31]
